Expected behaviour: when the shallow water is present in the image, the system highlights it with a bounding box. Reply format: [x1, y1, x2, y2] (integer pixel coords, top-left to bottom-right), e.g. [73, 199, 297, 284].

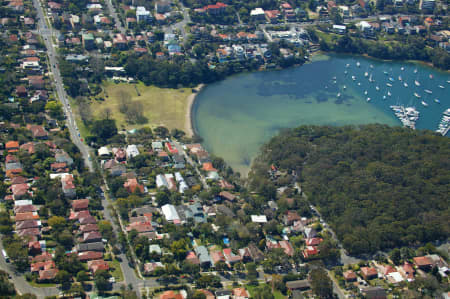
[193, 54, 450, 175]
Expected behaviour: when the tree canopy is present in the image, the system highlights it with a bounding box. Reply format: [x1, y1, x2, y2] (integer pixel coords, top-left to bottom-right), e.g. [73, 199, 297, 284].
[251, 125, 450, 255]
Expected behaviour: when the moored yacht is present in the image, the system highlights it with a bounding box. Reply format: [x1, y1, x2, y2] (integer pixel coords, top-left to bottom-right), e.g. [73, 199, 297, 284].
[415, 80, 420, 86]
[421, 101, 428, 107]
[424, 89, 432, 94]
[414, 92, 421, 98]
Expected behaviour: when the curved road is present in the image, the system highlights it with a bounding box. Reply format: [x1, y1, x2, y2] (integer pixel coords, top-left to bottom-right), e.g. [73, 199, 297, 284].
[0, 241, 59, 297]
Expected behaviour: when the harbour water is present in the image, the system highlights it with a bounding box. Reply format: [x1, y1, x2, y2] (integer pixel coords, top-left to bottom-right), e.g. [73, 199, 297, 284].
[192, 54, 450, 175]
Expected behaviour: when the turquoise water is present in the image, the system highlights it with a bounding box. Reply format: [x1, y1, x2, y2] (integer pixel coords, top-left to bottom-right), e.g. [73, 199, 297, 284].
[193, 54, 450, 175]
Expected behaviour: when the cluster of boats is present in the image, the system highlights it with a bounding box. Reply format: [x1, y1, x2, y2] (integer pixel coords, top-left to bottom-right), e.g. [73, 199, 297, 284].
[343, 62, 446, 107]
[390, 105, 420, 130]
[436, 108, 450, 136]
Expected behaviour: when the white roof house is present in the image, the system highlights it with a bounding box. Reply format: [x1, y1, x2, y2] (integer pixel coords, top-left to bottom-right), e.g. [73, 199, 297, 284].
[156, 174, 168, 189]
[161, 204, 180, 222]
[98, 146, 111, 156]
[50, 173, 69, 179]
[179, 181, 188, 194]
[174, 172, 184, 182]
[14, 200, 33, 206]
[152, 141, 163, 150]
[149, 244, 162, 255]
[136, 6, 151, 22]
[207, 171, 219, 180]
[251, 215, 268, 223]
[387, 272, 404, 283]
[126, 144, 139, 158]
[250, 7, 265, 16]
[358, 21, 372, 29]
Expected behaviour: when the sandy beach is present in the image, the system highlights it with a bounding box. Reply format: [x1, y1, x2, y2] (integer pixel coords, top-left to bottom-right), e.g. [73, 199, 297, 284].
[185, 83, 205, 137]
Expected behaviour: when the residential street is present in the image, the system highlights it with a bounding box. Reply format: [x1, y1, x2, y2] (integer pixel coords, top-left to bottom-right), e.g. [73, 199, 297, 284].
[0, 240, 59, 298]
[106, 0, 125, 34]
[173, 140, 209, 189]
[32, 0, 93, 172]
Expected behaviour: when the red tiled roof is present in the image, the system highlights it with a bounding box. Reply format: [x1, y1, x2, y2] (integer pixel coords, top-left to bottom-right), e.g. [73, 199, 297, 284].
[124, 178, 144, 193]
[78, 251, 103, 261]
[6, 141, 19, 149]
[279, 240, 294, 256]
[233, 288, 249, 297]
[160, 291, 183, 299]
[15, 212, 39, 221]
[413, 256, 432, 267]
[202, 162, 217, 172]
[39, 268, 58, 281]
[72, 199, 89, 211]
[80, 223, 99, 233]
[343, 270, 357, 281]
[305, 237, 323, 246]
[87, 259, 109, 273]
[361, 267, 378, 278]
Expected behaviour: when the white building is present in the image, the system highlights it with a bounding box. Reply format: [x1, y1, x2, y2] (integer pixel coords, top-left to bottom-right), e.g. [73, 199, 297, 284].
[126, 144, 139, 158]
[250, 8, 265, 20]
[161, 204, 180, 223]
[179, 181, 188, 194]
[156, 174, 168, 189]
[174, 172, 184, 182]
[251, 215, 268, 223]
[98, 146, 111, 157]
[136, 6, 151, 23]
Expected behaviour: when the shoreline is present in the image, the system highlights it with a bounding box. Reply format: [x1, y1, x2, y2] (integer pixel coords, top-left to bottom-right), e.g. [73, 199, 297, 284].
[185, 83, 205, 137]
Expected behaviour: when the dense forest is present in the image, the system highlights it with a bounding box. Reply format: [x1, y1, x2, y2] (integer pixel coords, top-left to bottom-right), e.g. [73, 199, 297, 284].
[250, 125, 450, 255]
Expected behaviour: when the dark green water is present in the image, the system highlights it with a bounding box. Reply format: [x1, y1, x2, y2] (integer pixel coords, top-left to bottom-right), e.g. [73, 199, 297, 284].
[193, 54, 450, 175]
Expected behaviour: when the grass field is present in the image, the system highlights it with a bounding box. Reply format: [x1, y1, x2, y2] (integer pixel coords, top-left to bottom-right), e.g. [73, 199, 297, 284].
[90, 81, 193, 132]
[246, 284, 287, 299]
[108, 259, 124, 282]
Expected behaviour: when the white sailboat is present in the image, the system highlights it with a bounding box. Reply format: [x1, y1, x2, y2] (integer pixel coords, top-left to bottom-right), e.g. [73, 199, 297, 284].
[376, 86, 380, 91]
[387, 91, 392, 96]
[356, 61, 361, 67]
[366, 97, 371, 102]
[404, 82, 408, 87]
[421, 101, 428, 107]
[387, 83, 393, 87]
[414, 80, 420, 86]
[434, 98, 440, 103]
[424, 89, 432, 94]
[414, 92, 421, 98]
[364, 90, 368, 95]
